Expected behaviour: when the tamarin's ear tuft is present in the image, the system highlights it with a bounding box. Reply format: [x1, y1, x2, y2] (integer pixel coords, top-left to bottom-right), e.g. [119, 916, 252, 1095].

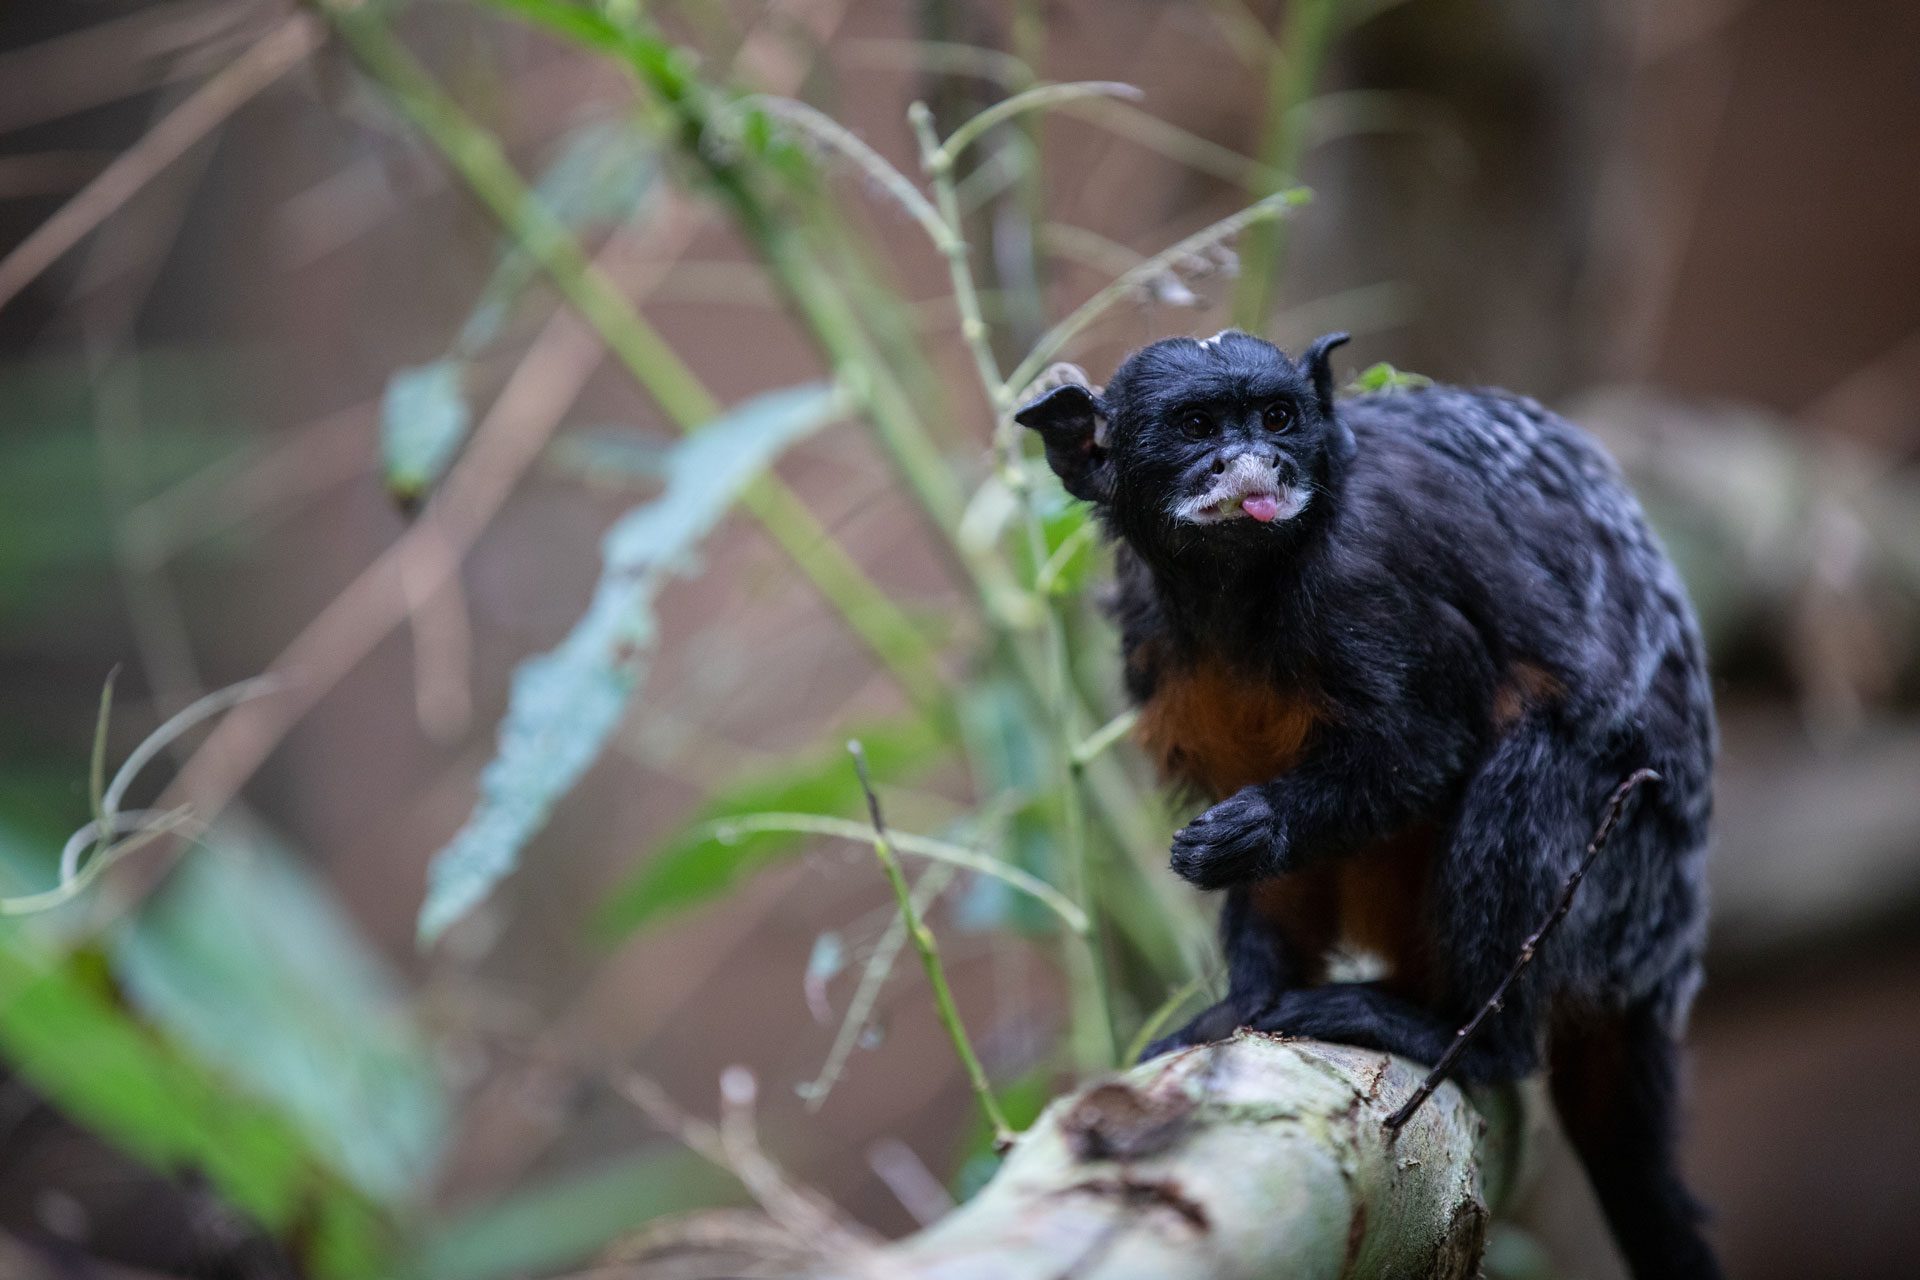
[1300, 332, 1351, 417]
[1014, 380, 1115, 505]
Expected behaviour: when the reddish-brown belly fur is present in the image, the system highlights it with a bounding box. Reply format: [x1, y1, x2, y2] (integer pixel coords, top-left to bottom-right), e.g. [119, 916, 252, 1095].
[1139, 656, 1434, 996]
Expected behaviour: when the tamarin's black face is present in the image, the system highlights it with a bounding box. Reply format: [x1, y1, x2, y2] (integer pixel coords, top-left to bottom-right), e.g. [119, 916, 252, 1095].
[1014, 330, 1350, 561]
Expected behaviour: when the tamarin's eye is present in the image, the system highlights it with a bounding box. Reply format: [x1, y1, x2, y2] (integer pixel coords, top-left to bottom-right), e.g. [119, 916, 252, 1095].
[1179, 409, 1216, 439]
[1261, 402, 1293, 431]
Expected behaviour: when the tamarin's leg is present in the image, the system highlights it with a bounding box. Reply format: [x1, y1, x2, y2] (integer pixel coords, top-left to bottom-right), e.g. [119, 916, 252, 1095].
[1443, 720, 1718, 1277]
[1249, 716, 1631, 1079]
[1550, 1002, 1722, 1280]
[1139, 887, 1310, 1060]
[1423, 716, 1613, 1072]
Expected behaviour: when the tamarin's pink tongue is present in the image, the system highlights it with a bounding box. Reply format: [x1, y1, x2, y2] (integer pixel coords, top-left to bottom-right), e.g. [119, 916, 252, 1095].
[1242, 493, 1280, 523]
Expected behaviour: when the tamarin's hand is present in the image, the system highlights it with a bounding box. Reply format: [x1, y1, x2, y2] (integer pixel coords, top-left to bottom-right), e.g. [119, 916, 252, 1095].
[1170, 786, 1282, 888]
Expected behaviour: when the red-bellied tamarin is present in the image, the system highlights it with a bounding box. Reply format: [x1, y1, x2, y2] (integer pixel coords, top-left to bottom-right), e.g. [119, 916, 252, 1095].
[1016, 330, 1720, 1280]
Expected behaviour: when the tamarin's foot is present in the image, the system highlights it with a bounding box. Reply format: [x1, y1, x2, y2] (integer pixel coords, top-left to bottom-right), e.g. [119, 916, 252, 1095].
[1170, 786, 1284, 888]
[1137, 997, 1249, 1062]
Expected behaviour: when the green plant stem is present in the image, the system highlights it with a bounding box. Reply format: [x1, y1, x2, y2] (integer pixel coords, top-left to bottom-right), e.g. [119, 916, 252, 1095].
[705, 813, 1088, 934]
[1232, 0, 1343, 331]
[672, 95, 1040, 627]
[1071, 708, 1140, 769]
[87, 667, 119, 843]
[479, 0, 1206, 988]
[748, 220, 1039, 631]
[1025, 508, 1114, 1070]
[742, 85, 1213, 990]
[908, 104, 1014, 449]
[912, 102, 1116, 1070]
[1121, 975, 1206, 1066]
[935, 82, 1141, 169]
[1033, 519, 1098, 595]
[1004, 188, 1309, 398]
[850, 742, 1011, 1145]
[623, 24, 1176, 994]
[320, 4, 951, 719]
[800, 862, 954, 1111]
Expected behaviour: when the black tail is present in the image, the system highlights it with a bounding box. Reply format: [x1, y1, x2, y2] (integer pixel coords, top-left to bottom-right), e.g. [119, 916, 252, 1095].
[1549, 1002, 1723, 1280]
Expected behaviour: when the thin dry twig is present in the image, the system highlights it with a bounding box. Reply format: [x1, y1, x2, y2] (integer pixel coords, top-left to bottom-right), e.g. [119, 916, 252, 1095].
[865, 1137, 956, 1227]
[397, 526, 474, 743]
[707, 813, 1085, 933]
[0, 0, 252, 134]
[0, 13, 322, 313]
[593, 1208, 820, 1279]
[120, 399, 374, 567]
[607, 1069, 730, 1168]
[607, 1066, 876, 1268]
[716, 1068, 874, 1250]
[1383, 767, 1662, 1130]
[799, 863, 955, 1112]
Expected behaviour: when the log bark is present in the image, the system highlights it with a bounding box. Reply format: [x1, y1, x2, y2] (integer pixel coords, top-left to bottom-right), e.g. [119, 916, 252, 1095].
[830, 1031, 1525, 1280]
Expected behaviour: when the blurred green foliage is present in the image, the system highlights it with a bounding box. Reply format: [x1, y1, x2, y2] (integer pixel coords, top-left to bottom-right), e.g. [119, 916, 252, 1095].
[596, 713, 949, 938]
[0, 0, 1374, 1273]
[113, 828, 448, 1201]
[411, 1150, 734, 1280]
[0, 932, 391, 1274]
[0, 355, 234, 624]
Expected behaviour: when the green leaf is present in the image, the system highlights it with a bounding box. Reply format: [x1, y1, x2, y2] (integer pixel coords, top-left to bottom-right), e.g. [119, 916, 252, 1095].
[477, 0, 634, 56]
[953, 680, 1056, 936]
[1032, 495, 1101, 597]
[0, 932, 390, 1277]
[420, 382, 843, 942]
[381, 360, 471, 506]
[1343, 361, 1432, 395]
[111, 826, 448, 1201]
[411, 1148, 733, 1280]
[593, 713, 949, 939]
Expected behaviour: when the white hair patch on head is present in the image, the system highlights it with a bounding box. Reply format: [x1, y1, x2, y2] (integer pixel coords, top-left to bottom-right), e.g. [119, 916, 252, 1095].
[1192, 329, 1235, 354]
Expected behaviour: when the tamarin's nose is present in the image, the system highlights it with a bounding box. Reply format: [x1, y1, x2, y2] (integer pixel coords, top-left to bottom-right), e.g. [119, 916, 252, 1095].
[1211, 457, 1227, 476]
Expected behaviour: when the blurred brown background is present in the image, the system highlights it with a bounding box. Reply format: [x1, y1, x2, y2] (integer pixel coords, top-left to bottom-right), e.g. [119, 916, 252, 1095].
[2, 1, 1918, 1278]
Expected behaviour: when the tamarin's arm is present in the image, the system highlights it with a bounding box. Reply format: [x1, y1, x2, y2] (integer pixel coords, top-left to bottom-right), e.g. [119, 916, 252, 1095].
[1170, 591, 1492, 889]
[1169, 715, 1472, 888]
